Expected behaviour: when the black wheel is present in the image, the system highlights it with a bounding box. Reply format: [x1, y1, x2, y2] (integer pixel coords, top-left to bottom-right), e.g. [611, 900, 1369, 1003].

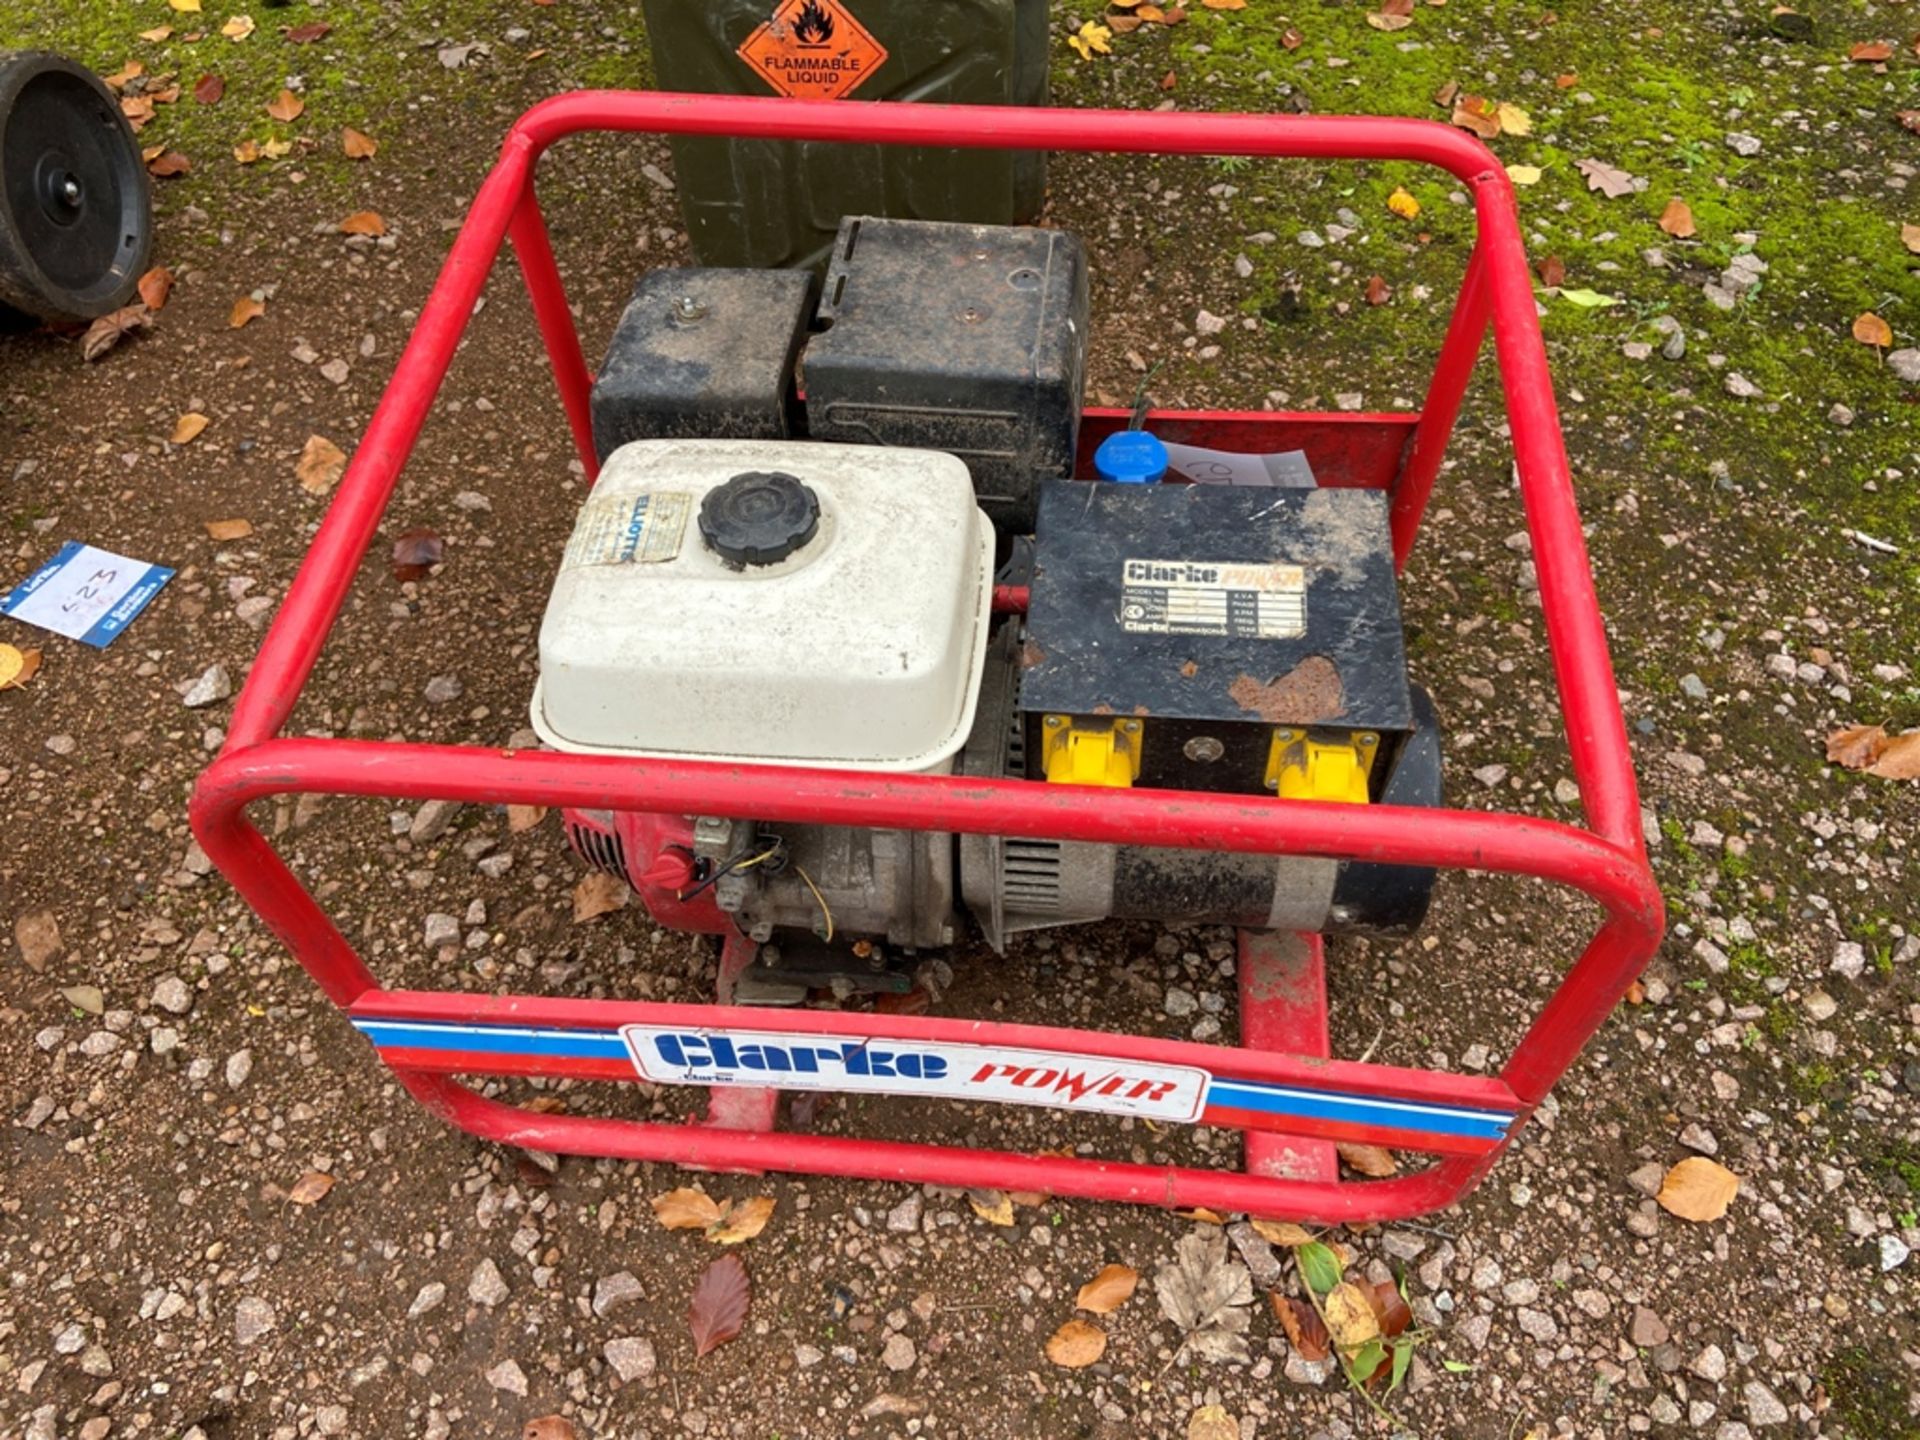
[0, 50, 153, 322]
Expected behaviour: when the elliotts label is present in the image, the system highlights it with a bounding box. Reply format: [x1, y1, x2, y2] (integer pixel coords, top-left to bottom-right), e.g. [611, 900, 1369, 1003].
[622, 1026, 1209, 1122]
[737, 0, 888, 101]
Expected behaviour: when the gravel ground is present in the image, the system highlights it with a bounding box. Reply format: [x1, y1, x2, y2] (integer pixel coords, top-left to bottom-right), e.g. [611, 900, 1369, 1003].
[3, 2, 1918, 1438]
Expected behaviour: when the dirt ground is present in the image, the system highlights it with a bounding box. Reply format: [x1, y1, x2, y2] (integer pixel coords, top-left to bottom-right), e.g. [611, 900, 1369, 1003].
[3, 1, 1919, 1438]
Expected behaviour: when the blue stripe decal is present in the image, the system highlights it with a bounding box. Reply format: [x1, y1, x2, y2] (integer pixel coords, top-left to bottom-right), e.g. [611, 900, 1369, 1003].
[354, 1019, 1516, 1138]
[1206, 1081, 1513, 1139]
[354, 1019, 627, 1061]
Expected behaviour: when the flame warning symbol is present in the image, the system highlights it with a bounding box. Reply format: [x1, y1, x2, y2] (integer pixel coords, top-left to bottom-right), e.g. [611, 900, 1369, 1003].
[737, 0, 887, 100]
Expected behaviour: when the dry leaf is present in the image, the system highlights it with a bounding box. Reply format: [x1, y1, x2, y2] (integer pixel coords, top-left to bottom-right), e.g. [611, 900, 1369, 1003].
[1324, 1281, 1382, 1350]
[1900, 110, 1920, 134]
[81, 304, 152, 361]
[1077, 1264, 1140, 1314]
[688, 1253, 750, 1358]
[1365, 11, 1413, 30]
[967, 1189, 1015, 1226]
[1045, 1319, 1108, 1368]
[1658, 197, 1696, 237]
[171, 412, 210, 444]
[1853, 311, 1894, 348]
[507, 803, 548, 829]
[295, 434, 347, 494]
[147, 149, 192, 178]
[1250, 1219, 1314, 1247]
[1506, 163, 1542, 186]
[1201, 0, 1246, 7]
[1850, 40, 1893, 61]
[1450, 95, 1501, 139]
[1280, 23, 1303, 47]
[1154, 1229, 1254, 1366]
[168, 0, 202, 11]
[391, 529, 445, 581]
[1387, 186, 1421, 220]
[1108, 14, 1144, 32]
[1176, 1207, 1228, 1224]
[1556, 71, 1579, 87]
[1433, 79, 1460, 106]
[342, 126, 377, 159]
[261, 138, 292, 159]
[1369, 1279, 1413, 1338]
[1538, 254, 1567, 288]
[653, 1187, 727, 1231]
[229, 295, 265, 329]
[1271, 1293, 1331, 1360]
[140, 26, 175, 40]
[339, 210, 386, 237]
[0, 644, 43, 690]
[121, 95, 156, 131]
[1868, 731, 1920, 779]
[1365, 274, 1392, 306]
[1903, 222, 1920, 255]
[1495, 101, 1532, 135]
[708, 1196, 776, 1245]
[138, 267, 175, 310]
[233, 139, 262, 164]
[572, 870, 630, 922]
[193, 72, 224, 104]
[1068, 21, 1113, 59]
[221, 13, 255, 39]
[523, 1419, 577, 1440]
[266, 88, 304, 122]
[1577, 156, 1636, 198]
[1337, 1142, 1398, 1177]
[288, 1170, 336, 1205]
[1655, 1156, 1740, 1222]
[286, 21, 332, 42]
[205, 517, 254, 541]
[1187, 1406, 1239, 1440]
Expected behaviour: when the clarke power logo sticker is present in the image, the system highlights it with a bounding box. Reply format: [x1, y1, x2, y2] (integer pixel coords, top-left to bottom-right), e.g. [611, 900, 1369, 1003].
[737, 0, 888, 101]
[621, 1026, 1209, 1123]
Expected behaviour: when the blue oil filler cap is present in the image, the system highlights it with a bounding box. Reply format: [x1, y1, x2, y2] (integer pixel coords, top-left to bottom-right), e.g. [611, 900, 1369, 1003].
[1093, 430, 1168, 485]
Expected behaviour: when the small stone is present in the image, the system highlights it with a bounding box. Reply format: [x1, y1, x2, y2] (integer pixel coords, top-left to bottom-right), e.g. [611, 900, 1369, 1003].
[795, 1343, 825, 1368]
[1880, 1233, 1912, 1271]
[1515, 1307, 1559, 1343]
[885, 1195, 923, 1233]
[1828, 403, 1855, 427]
[1744, 1382, 1788, 1427]
[1724, 132, 1761, 156]
[1691, 1343, 1728, 1382]
[1472, 763, 1509, 788]
[1723, 372, 1760, 399]
[485, 1359, 527, 1396]
[319, 358, 350, 385]
[1194, 310, 1228, 336]
[1703, 283, 1736, 311]
[641, 161, 675, 191]
[78, 1344, 112, 1377]
[881, 1333, 917, 1371]
[409, 799, 461, 844]
[423, 913, 460, 949]
[79, 1031, 123, 1057]
[1284, 1353, 1335, 1384]
[1888, 348, 1920, 384]
[235, 1296, 276, 1346]
[408, 1282, 446, 1318]
[224, 1048, 253, 1089]
[1629, 1305, 1669, 1347]
[1227, 1223, 1284, 1288]
[152, 976, 193, 1015]
[1678, 1123, 1719, 1155]
[424, 674, 464, 705]
[1804, 990, 1838, 1022]
[1830, 942, 1867, 980]
[45, 734, 75, 755]
[1679, 673, 1709, 701]
[604, 1336, 656, 1382]
[593, 1270, 645, 1317]
[1163, 986, 1198, 1017]
[1296, 230, 1325, 248]
[182, 664, 233, 709]
[314, 1407, 349, 1436]
[1661, 326, 1687, 360]
[292, 340, 319, 365]
[1622, 341, 1653, 360]
[53, 1323, 87, 1354]
[469, 1258, 509, 1307]
[1233, 254, 1253, 279]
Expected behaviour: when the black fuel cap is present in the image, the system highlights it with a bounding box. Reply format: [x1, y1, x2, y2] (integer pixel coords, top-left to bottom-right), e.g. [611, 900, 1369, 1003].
[698, 470, 821, 567]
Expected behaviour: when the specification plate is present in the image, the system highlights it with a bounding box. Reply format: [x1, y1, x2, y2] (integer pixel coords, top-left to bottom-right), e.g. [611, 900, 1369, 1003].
[562, 491, 690, 568]
[1119, 558, 1307, 639]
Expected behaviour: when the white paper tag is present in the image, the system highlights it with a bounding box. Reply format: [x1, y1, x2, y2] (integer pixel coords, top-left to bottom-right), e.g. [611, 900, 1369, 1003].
[621, 1025, 1209, 1123]
[2, 542, 174, 648]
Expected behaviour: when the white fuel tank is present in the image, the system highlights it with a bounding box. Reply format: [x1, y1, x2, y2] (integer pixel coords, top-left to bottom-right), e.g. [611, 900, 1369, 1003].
[532, 439, 995, 772]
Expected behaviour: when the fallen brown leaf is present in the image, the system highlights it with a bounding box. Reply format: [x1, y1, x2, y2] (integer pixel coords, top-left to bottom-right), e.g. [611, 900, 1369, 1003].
[205, 517, 254, 541]
[221, 14, 255, 39]
[286, 21, 332, 42]
[1853, 311, 1894, 348]
[1555, 71, 1579, 87]
[1250, 1219, 1315, 1247]
[1336, 1142, 1398, 1177]
[967, 1188, 1015, 1226]
[81, 303, 153, 361]
[0, 644, 43, 691]
[1324, 1280, 1382, 1350]
[229, 295, 265, 329]
[193, 72, 224, 104]
[1433, 79, 1460, 106]
[295, 434, 347, 495]
[708, 1195, 776, 1245]
[266, 88, 304, 122]
[391, 529, 444, 581]
[1868, 730, 1920, 780]
[1827, 723, 1890, 769]
[1902, 110, 1920, 135]
[1200, 0, 1245, 8]
[233, 139, 262, 164]
[1655, 1156, 1740, 1223]
[1850, 40, 1893, 61]
[1174, 1206, 1228, 1224]
[572, 870, 629, 922]
[1045, 1318, 1108, 1368]
[506, 803, 548, 829]
[1187, 1406, 1239, 1440]
[653, 1187, 727, 1231]
[1272, 1293, 1331, 1360]
[1539, 254, 1567, 288]
[523, 1418, 577, 1440]
[1657, 197, 1696, 237]
[147, 149, 192, 178]
[1576, 156, 1636, 198]
[1449, 94, 1501, 139]
[137, 266, 174, 310]
[1077, 1263, 1140, 1314]
[1366, 11, 1413, 29]
[171, 412, 210, 444]
[1365, 274, 1392, 305]
[139, 26, 174, 41]
[1368, 1279, 1413, 1338]
[1905, 222, 1920, 255]
[288, 1170, 336, 1205]
[1279, 23, 1303, 47]
[688, 1254, 751, 1358]
[121, 95, 156, 130]
[342, 126, 378, 159]
[339, 210, 386, 237]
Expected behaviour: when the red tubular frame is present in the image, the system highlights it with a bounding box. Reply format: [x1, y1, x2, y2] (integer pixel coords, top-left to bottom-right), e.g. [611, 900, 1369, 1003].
[189, 92, 1662, 1223]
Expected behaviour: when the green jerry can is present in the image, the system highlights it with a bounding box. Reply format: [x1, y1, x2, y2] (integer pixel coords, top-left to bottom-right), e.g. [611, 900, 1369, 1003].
[639, 0, 1050, 269]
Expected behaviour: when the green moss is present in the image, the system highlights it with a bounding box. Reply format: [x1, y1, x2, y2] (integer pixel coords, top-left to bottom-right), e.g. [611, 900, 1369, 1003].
[1823, 1344, 1920, 1440]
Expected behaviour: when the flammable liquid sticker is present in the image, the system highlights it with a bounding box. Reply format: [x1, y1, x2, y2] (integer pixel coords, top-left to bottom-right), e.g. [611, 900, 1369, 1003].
[562, 491, 690, 568]
[736, 0, 889, 102]
[621, 1026, 1209, 1123]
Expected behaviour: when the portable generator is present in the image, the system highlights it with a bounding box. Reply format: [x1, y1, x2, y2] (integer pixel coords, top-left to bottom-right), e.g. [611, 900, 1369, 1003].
[545, 215, 1444, 1000]
[192, 93, 1663, 1224]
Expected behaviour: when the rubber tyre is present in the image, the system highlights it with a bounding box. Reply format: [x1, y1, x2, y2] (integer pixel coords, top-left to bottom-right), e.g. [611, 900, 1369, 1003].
[0, 50, 153, 322]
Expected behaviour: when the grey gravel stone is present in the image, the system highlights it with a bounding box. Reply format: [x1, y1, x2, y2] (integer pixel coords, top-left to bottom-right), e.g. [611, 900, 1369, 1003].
[594, 1270, 645, 1317]
[235, 1297, 276, 1346]
[1692, 1342, 1728, 1382]
[1724, 372, 1760, 399]
[1744, 1381, 1788, 1427]
[423, 674, 464, 705]
[468, 1258, 509, 1308]
[151, 976, 193, 1015]
[224, 1048, 253, 1089]
[485, 1359, 527, 1395]
[182, 664, 232, 709]
[604, 1336, 657, 1382]
[1725, 132, 1761, 155]
[423, 913, 460, 949]
[1889, 348, 1920, 384]
[407, 1282, 445, 1318]
[881, 1332, 917, 1371]
[409, 799, 460, 844]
